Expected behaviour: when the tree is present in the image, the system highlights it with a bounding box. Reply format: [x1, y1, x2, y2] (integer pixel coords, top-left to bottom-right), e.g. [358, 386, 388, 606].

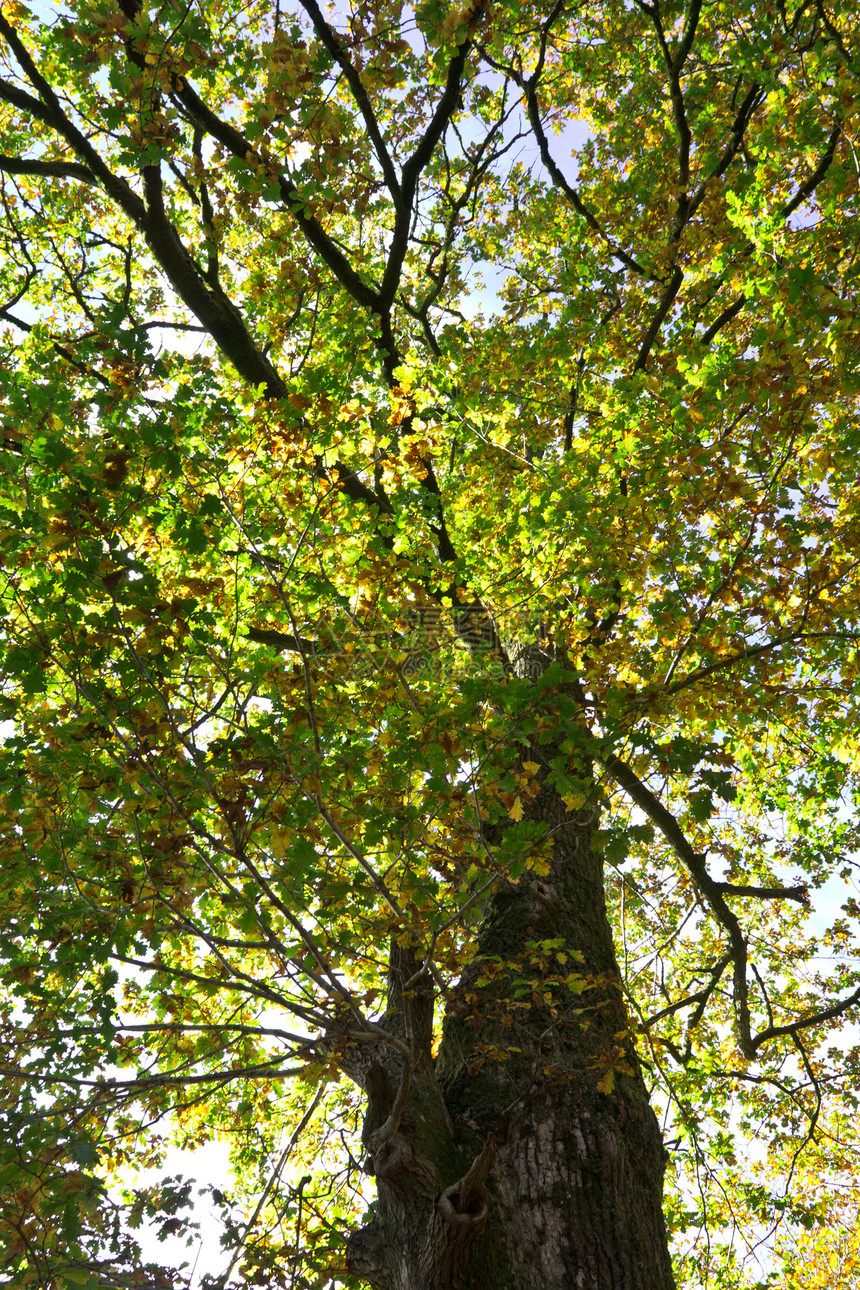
[1, 0, 859, 1285]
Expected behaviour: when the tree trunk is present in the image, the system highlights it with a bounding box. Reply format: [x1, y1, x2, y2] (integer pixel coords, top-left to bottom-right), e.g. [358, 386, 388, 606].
[346, 733, 676, 1290]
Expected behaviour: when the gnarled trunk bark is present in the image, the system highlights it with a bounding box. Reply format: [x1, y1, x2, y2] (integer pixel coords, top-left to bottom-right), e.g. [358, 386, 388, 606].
[345, 755, 676, 1290]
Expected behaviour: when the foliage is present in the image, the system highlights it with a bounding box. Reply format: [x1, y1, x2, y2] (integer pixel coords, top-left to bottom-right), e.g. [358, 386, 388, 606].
[0, 0, 859, 1285]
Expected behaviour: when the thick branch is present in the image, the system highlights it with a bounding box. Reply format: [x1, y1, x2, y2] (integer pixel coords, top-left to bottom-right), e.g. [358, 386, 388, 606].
[0, 18, 403, 525]
[138, 160, 288, 395]
[782, 121, 842, 221]
[683, 81, 763, 230]
[0, 15, 289, 399]
[246, 626, 318, 653]
[438, 1139, 496, 1222]
[0, 153, 94, 182]
[367, 1043, 415, 1151]
[605, 752, 856, 1058]
[634, 266, 684, 369]
[400, 5, 484, 209]
[108, 0, 380, 309]
[648, 0, 703, 219]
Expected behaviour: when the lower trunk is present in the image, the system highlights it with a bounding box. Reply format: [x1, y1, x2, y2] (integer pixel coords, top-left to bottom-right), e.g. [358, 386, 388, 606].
[346, 767, 675, 1290]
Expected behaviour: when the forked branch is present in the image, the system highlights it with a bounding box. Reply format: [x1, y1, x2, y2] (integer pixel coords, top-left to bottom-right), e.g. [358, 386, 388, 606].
[604, 750, 860, 1057]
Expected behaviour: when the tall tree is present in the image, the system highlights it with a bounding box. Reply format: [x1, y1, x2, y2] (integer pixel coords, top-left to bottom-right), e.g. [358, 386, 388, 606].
[1, 0, 859, 1287]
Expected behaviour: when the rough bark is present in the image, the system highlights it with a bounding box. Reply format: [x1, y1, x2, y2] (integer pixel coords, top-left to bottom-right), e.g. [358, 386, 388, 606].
[346, 686, 676, 1290]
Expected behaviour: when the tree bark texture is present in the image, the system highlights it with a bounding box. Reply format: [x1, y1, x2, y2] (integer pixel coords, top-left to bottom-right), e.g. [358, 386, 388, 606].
[346, 737, 676, 1290]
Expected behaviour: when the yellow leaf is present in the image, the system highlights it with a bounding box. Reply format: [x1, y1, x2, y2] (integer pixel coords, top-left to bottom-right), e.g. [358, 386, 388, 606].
[508, 796, 524, 822]
[270, 827, 291, 858]
[596, 1069, 615, 1095]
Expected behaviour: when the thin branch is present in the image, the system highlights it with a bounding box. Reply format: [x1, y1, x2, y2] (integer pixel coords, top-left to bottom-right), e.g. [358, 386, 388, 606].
[601, 750, 755, 1056]
[0, 17, 146, 219]
[640, 952, 732, 1033]
[169, 77, 379, 309]
[716, 882, 810, 904]
[751, 982, 860, 1053]
[297, 0, 401, 203]
[653, 628, 858, 701]
[700, 121, 842, 344]
[219, 1083, 326, 1288]
[519, 79, 651, 281]
[0, 1056, 302, 1090]
[55, 1021, 313, 1044]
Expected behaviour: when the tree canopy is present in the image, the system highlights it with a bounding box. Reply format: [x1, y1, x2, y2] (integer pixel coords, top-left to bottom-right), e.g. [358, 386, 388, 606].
[1, 0, 860, 1286]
